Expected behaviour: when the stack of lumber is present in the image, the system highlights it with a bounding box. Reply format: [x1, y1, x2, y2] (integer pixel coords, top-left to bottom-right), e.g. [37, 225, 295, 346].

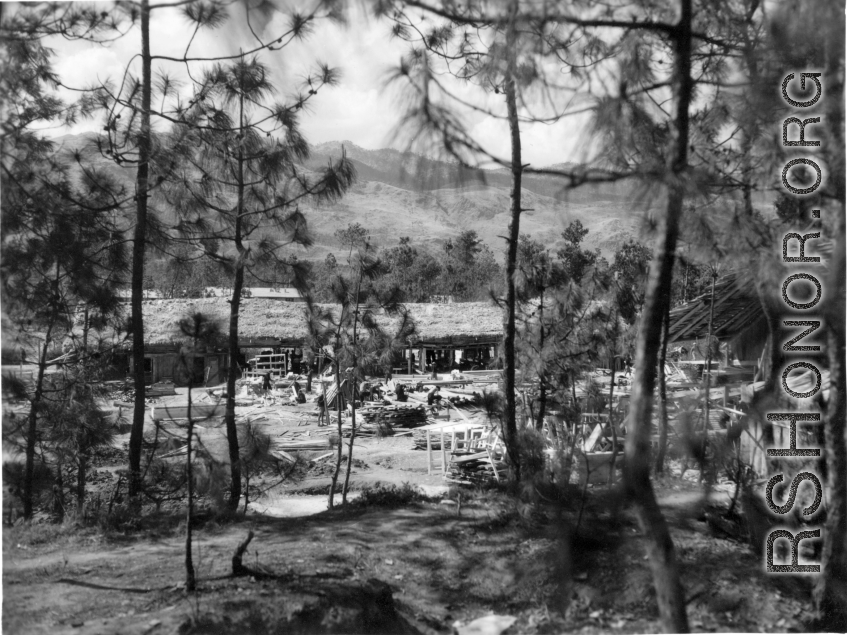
[446, 449, 507, 485]
[338, 404, 428, 438]
[275, 438, 330, 451]
[360, 404, 426, 428]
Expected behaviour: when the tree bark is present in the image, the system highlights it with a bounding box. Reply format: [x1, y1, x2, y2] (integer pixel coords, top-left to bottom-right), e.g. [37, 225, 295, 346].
[342, 270, 365, 504]
[655, 304, 671, 473]
[699, 271, 717, 481]
[76, 453, 86, 514]
[185, 376, 196, 592]
[128, 0, 152, 502]
[23, 322, 54, 520]
[223, 90, 247, 512]
[502, 24, 523, 482]
[815, 12, 847, 626]
[535, 276, 547, 431]
[328, 362, 344, 509]
[622, 0, 692, 630]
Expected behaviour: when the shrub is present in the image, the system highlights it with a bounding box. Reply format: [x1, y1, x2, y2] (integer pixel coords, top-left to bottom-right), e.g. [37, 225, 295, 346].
[350, 482, 433, 508]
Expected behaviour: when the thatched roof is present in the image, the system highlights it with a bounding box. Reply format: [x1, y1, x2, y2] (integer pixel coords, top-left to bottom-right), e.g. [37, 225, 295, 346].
[74, 299, 503, 350]
[669, 274, 763, 343]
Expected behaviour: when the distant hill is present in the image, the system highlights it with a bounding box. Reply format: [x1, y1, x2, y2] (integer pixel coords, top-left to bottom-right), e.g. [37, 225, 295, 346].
[305, 141, 646, 258]
[48, 133, 649, 260]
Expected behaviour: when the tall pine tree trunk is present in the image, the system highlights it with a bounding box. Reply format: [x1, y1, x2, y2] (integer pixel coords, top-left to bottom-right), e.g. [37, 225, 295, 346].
[655, 305, 670, 473]
[342, 273, 364, 504]
[502, 30, 523, 482]
[23, 321, 55, 520]
[816, 288, 847, 629]
[185, 376, 196, 591]
[535, 281, 547, 431]
[328, 361, 344, 509]
[128, 0, 152, 503]
[223, 91, 246, 512]
[815, 15, 847, 622]
[622, 0, 692, 630]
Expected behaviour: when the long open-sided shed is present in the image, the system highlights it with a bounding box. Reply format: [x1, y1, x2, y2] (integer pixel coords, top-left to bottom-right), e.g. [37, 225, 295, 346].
[70, 299, 505, 385]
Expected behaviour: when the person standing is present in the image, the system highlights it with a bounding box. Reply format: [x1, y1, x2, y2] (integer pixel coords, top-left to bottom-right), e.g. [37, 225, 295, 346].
[317, 393, 327, 426]
[427, 385, 442, 406]
[262, 370, 273, 400]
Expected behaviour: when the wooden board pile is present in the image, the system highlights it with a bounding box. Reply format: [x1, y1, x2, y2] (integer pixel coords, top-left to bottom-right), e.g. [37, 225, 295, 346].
[446, 449, 507, 485]
[444, 394, 478, 408]
[342, 404, 428, 438]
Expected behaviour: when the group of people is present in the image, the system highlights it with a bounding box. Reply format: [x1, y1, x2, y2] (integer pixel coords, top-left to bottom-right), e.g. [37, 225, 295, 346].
[260, 371, 307, 405]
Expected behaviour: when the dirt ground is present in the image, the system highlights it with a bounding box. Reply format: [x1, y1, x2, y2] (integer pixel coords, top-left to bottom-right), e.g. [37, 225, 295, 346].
[2, 387, 819, 634]
[4, 485, 818, 633]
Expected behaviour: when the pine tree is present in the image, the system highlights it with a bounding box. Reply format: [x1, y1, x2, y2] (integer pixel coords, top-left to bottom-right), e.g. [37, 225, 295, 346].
[166, 55, 355, 511]
[1, 11, 128, 519]
[304, 235, 415, 508]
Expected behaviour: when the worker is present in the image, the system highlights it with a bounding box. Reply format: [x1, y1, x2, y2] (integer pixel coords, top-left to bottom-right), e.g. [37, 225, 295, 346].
[427, 385, 442, 406]
[296, 389, 307, 404]
[317, 393, 327, 426]
[262, 371, 273, 398]
[359, 380, 371, 402]
[395, 384, 408, 402]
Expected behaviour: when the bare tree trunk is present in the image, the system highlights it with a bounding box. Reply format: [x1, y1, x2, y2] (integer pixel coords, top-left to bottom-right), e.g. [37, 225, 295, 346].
[502, 29, 523, 482]
[622, 0, 692, 630]
[23, 322, 54, 520]
[535, 279, 547, 431]
[76, 452, 86, 514]
[342, 272, 364, 504]
[655, 305, 671, 473]
[223, 90, 247, 512]
[814, 13, 847, 623]
[128, 0, 152, 503]
[700, 271, 717, 482]
[816, 237, 847, 630]
[185, 378, 196, 591]
[328, 362, 344, 509]
[607, 348, 618, 485]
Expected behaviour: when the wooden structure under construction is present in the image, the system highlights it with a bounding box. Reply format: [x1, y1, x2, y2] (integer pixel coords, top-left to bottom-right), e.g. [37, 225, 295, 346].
[667, 273, 766, 378]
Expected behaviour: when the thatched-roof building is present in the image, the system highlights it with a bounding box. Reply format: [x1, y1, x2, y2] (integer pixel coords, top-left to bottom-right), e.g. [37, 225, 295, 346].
[73, 299, 504, 385]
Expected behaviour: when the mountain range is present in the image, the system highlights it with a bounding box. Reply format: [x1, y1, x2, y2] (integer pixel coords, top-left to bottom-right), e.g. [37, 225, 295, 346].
[52, 134, 648, 261]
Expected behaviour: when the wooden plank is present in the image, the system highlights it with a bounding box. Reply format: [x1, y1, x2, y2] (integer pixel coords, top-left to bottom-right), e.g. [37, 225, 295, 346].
[452, 451, 488, 464]
[583, 423, 603, 452]
[270, 449, 296, 463]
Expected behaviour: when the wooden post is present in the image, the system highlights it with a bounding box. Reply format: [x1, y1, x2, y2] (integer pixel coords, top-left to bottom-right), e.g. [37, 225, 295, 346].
[419, 347, 426, 372]
[426, 430, 432, 475]
[407, 345, 412, 375]
[440, 430, 447, 475]
[722, 385, 728, 407]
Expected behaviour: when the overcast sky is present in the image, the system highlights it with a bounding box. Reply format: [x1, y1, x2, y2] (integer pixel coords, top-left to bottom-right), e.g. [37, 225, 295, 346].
[35, 0, 585, 167]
